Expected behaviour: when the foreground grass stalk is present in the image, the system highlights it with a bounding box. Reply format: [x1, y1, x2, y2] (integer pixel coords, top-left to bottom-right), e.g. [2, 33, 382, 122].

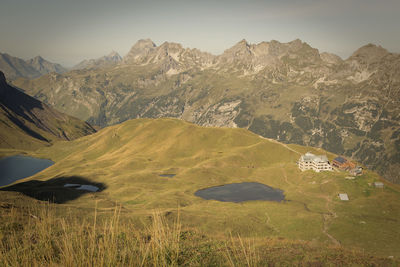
[0, 200, 396, 266]
[90, 200, 98, 267]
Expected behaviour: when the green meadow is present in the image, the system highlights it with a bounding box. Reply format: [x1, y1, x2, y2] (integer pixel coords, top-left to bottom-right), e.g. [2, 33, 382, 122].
[1, 118, 399, 265]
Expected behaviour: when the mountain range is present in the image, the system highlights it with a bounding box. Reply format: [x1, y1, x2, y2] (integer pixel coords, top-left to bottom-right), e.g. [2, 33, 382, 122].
[0, 53, 67, 80]
[9, 38, 400, 184]
[72, 51, 122, 70]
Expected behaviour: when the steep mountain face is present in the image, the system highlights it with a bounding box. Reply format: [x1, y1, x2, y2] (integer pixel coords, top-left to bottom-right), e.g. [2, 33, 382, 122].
[0, 71, 96, 150]
[13, 39, 400, 183]
[73, 51, 122, 70]
[26, 56, 67, 75]
[123, 38, 157, 63]
[0, 53, 39, 80]
[218, 39, 322, 72]
[123, 39, 216, 74]
[0, 53, 67, 80]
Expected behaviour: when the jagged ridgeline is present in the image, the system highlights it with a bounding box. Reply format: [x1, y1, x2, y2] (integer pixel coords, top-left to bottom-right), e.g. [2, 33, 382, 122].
[13, 39, 400, 183]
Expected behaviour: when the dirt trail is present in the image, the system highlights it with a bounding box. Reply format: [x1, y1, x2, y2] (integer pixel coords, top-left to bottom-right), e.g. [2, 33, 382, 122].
[280, 167, 340, 246]
[259, 136, 301, 155]
[321, 194, 340, 246]
[264, 211, 280, 233]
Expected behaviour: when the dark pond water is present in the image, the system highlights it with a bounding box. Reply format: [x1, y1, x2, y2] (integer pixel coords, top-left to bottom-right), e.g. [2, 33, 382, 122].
[64, 183, 99, 192]
[195, 182, 285, 203]
[0, 155, 54, 187]
[159, 174, 176, 178]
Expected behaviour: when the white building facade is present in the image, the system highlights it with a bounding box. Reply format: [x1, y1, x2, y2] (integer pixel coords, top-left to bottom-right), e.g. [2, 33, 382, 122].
[298, 152, 333, 172]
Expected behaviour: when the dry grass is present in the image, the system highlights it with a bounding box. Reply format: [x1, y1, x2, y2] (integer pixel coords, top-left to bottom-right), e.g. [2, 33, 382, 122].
[0, 199, 396, 267]
[0, 201, 185, 267]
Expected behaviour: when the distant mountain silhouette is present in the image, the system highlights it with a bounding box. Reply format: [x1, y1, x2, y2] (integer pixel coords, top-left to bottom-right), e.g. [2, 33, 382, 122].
[72, 51, 122, 70]
[0, 53, 67, 80]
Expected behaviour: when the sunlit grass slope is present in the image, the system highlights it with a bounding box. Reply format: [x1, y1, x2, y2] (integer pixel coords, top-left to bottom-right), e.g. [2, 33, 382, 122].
[11, 118, 400, 258]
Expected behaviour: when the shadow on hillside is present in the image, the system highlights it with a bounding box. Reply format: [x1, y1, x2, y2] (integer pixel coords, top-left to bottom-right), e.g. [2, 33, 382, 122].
[0, 176, 106, 204]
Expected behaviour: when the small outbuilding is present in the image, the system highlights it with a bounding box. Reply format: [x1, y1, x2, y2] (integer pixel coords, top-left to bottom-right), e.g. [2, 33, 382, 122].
[332, 156, 356, 171]
[338, 193, 349, 201]
[374, 182, 384, 188]
[349, 166, 363, 176]
[332, 156, 347, 168]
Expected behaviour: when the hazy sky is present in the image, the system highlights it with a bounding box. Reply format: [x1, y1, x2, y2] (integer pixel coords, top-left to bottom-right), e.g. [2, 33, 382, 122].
[1, 0, 399, 67]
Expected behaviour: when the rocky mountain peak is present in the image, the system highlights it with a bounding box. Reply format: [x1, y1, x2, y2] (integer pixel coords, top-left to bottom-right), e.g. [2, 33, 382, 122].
[123, 39, 157, 63]
[268, 39, 313, 55]
[107, 51, 120, 57]
[159, 41, 183, 51]
[231, 39, 250, 50]
[30, 55, 44, 63]
[349, 43, 389, 63]
[287, 38, 303, 48]
[26, 56, 40, 65]
[156, 42, 185, 61]
[105, 51, 122, 62]
[136, 38, 157, 48]
[128, 39, 157, 52]
[238, 39, 249, 46]
[72, 51, 122, 70]
[23, 55, 67, 75]
[217, 38, 323, 71]
[219, 39, 252, 64]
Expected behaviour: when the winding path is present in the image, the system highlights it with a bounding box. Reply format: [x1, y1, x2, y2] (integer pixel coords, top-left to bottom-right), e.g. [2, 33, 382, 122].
[280, 166, 340, 246]
[321, 194, 340, 246]
[259, 136, 301, 155]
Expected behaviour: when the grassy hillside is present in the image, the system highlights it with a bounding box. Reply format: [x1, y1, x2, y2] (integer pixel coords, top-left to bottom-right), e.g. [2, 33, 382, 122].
[1, 118, 397, 260]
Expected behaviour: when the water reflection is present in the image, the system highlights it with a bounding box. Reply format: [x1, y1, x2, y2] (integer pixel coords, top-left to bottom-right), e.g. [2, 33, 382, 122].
[0, 155, 54, 186]
[195, 182, 285, 203]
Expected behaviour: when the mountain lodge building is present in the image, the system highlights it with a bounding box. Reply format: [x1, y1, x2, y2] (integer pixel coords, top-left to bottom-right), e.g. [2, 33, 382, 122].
[298, 152, 333, 172]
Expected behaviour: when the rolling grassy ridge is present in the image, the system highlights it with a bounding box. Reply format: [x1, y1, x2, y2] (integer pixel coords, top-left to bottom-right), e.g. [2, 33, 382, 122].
[1, 118, 400, 265]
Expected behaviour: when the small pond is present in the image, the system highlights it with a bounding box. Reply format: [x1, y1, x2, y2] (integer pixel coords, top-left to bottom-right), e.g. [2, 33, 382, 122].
[194, 182, 285, 203]
[0, 155, 54, 187]
[64, 183, 100, 192]
[159, 174, 176, 178]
